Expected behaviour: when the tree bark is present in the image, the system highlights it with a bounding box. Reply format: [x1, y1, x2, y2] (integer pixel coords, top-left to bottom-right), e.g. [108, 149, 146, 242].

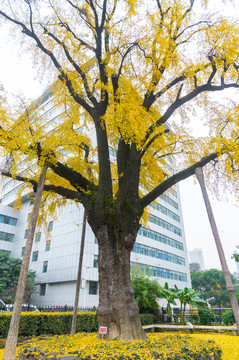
[195, 167, 239, 334]
[70, 208, 87, 335]
[96, 225, 148, 341]
[3, 164, 48, 360]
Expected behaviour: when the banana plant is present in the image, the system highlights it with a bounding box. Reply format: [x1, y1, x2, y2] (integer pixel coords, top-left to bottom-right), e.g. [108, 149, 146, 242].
[161, 282, 177, 324]
[173, 285, 206, 324]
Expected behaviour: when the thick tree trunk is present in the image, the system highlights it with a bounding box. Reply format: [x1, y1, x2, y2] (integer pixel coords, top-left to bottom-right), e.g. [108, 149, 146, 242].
[70, 208, 87, 335]
[3, 165, 48, 360]
[96, 225, 148, 341]
[195, 167, 239, 335]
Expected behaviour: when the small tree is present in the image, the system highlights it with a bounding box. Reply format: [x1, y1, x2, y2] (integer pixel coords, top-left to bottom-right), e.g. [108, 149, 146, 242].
[132, 275, 162, 316]
[0, 253, 35, 304]
[198, 307, 216, 325]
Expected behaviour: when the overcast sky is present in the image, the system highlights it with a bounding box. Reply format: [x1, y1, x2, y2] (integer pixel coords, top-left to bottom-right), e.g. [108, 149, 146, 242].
[180, 178, 239, 273]
[0, 0, 239, 274]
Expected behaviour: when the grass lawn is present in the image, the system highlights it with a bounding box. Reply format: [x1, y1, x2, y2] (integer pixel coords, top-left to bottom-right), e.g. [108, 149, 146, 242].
[0, 332, 238, 359]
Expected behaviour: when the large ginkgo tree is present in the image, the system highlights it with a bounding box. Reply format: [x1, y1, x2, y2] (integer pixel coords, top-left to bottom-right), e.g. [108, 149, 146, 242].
[1, 0, 239, 344]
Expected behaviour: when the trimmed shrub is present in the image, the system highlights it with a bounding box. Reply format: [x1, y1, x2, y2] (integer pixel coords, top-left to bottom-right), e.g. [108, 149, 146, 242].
[139, 313, 155, 325]
[17, 333, 222, 360]
[0, 311, 97, 338]
[222, 309, 235, 325]
[198, 307, 216, 325]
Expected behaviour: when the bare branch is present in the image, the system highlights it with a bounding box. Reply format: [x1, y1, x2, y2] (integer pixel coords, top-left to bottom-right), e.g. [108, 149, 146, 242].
[140, 152, 218, 208]
[1, 171, 84, 202]
[41, 26, 98, 107]
[65, 0, 95, 31]
[156, 0, 164, 18]
[142, 81, 239, 149]
[0, 10, 94, 115]
[207, 55, 217, 84]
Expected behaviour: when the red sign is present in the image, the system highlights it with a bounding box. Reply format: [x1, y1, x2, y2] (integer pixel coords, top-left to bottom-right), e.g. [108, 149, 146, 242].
[99, 327, 107, 334]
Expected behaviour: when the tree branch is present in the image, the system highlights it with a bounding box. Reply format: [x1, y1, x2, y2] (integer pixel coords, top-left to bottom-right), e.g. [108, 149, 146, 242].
[65, 0, 95, 31]
[50, 3, 96, 53]
[42, 26, 98, 107]
[1, 171, 87, 203]
[140, 152, 218, 208]
[49, 160, 97, 194]
[0, 10, 95, 115]
[142, 81, 239, 149]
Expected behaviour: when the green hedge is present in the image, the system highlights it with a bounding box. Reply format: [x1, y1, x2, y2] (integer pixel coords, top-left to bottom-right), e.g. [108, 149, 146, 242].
[0, 311, 98, 338]
[139, 313, 155, 325]
[0, 312, 155, 338]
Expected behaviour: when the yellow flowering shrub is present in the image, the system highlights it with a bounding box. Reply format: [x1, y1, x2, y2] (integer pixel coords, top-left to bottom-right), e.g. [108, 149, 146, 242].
[15, 333, 222, 360]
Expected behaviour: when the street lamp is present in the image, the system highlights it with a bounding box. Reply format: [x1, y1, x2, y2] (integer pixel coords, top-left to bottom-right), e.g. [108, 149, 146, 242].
[206, 297, 215, 308]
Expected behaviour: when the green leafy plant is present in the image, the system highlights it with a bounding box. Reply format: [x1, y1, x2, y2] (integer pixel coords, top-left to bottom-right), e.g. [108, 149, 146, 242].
[198, 307, 216, 325]
[222, 309, 235, 325]
[139, 313, 156, 325]
[0, 253, 35, 304]
[132, 275, 162, 315]
[173, 286, 206, 325]
[191, 269, 237, 308]
[161, 282, 177, 324]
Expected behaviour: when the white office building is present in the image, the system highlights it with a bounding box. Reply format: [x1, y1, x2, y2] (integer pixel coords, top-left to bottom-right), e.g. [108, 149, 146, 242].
[189, 248, 205, 271]
[0, 92, 191, 308]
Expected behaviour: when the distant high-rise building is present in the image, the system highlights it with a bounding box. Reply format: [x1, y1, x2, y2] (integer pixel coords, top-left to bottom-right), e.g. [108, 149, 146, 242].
[189, 262, 201, 272]
[189, 248, 205, 271]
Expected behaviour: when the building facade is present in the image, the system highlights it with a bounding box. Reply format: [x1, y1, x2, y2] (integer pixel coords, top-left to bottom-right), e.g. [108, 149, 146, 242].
[0, 93, 191, 308]
[189, 248, 205, 271]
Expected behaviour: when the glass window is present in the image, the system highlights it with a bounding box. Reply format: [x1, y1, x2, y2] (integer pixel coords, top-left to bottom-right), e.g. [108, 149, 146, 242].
[0, 214, 17, 226]
[149, 214, 182, 236]
[89, 281, 98, 295]
[0, 231, 14, 242]
[131, 262, 187, 282]
[32, 251, 39, 262]
[48, 221, 53, 232]
[24, 229, 29, 239]
[36, 232, 41, 242]
[42, 261, 48, 273]
[0, 249, 11, 255]
[93, 255, 98, 268]
[138, 227, 183, 250]
[21, 247, 25, 257]
[40, 284, 46, 296]
[45, 240, 51, 252]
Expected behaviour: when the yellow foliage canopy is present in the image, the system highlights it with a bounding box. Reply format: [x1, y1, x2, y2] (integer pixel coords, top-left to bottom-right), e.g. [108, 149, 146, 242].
[0, 0, 239, 215]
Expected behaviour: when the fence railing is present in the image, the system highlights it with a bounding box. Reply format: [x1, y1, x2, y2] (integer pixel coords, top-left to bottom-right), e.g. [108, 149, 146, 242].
[161, 307, 231, 324]
[36, 304, 95, 312]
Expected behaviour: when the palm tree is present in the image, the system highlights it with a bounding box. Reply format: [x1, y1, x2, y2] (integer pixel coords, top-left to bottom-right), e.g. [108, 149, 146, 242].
[195, 167, 239, 335]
